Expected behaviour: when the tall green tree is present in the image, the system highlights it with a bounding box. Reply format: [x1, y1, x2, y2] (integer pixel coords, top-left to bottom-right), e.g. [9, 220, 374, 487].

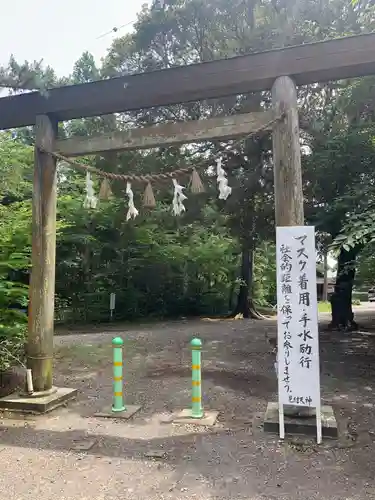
[100, 0, 375, 320]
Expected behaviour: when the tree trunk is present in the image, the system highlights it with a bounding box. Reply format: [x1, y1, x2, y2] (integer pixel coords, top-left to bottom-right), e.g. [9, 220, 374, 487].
[322, 251, 328, 302]
[234, 244, 252, 318]
[82, 219, 92, 323]
[233, 242, 265, 319]
[228, 271, 236, 313]
[329, 245, 362, 331]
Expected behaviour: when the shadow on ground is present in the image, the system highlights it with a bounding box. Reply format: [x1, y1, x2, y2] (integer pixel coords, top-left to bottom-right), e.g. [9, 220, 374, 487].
[1, 412, 375, 500]
[146, 364, 276, 398]
[2, 315, 375, 499]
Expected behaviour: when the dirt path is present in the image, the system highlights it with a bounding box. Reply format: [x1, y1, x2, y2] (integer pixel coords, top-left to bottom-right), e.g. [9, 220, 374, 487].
[1, 316, 375, 499]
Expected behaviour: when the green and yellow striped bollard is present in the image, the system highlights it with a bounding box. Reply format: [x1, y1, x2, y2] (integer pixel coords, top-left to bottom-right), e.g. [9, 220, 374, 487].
[112, 337, 126, 412]
[191, 337, 204, 418]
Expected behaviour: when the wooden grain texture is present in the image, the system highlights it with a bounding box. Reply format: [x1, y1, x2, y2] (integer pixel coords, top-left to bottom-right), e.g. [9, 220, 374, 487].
[1, 33, 375, 129]
[27, 115, 57, 392]
[55, 111, 274, 157]
[272, 76, 304, 227]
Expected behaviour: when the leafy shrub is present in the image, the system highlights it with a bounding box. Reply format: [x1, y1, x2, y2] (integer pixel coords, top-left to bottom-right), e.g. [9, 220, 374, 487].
[0, 202, 31, 371]
[55, 199, 240, 322]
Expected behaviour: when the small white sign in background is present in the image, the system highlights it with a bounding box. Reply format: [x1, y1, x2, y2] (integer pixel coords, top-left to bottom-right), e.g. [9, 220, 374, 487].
[110, 292, 116, 320]
[276, 226, 321, 443]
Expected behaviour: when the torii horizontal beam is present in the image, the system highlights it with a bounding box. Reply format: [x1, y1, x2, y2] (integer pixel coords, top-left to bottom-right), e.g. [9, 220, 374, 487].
[0, 33, 375, 130]
[55, 111, 274, 156]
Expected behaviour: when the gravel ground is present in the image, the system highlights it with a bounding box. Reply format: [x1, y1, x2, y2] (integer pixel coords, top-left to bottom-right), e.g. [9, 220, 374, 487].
[1, 314, 375, 499]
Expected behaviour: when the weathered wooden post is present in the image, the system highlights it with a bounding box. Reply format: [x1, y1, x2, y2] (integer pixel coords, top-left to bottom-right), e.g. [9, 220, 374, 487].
[271, 76, 315, 422]
[27, 114, 58, 393]
[272, 76, 304, 228]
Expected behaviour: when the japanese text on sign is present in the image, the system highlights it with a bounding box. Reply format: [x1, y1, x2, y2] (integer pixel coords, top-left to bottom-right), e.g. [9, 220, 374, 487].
[276, 226, 320, 407]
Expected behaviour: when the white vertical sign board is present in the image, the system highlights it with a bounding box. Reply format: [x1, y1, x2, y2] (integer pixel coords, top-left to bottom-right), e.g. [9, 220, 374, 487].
[276, 226, 321, 443]
[110, 293, 116, 320]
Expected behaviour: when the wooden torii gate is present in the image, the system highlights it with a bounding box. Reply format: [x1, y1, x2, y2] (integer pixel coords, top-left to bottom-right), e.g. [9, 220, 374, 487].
[0, 33, 375, 399]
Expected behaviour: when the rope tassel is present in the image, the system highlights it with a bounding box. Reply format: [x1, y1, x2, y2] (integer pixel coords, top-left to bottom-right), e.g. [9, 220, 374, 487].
[99, 178, 113, 200]
[190, 168, 205, 194]
[126, 182, 139, 220]
[83, 171, 97, 209]
[216, 158, 232, 200]
[172, 178, 187, 216]
[143, 182, 156, 208]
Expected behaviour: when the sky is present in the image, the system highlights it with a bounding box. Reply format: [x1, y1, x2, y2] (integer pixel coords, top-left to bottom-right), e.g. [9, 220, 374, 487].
[0, 3, 339, 276]
[0, 0, 146, 77]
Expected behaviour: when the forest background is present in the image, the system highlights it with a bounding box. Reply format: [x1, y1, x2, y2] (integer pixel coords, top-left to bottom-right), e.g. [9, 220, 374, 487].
[1, 0, 375, 370]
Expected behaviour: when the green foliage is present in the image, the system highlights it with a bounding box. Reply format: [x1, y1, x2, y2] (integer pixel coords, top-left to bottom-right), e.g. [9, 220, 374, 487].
[0, 56, 61, 94]
[253, 242, 277, 305]
[333, 210, 375, 252]
[0, 133, 33, 202]
[305, 122, 375, 237]
[55, 197, 240, 322]
[71, 52, 100, 84]
[328, 126, 375, 256]
[0, 201, 31, 371]
[0, 134, 33, 371]
[354, 244, 375, 286]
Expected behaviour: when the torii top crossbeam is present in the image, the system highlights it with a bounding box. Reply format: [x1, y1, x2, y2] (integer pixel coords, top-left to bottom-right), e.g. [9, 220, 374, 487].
[1, 33, 375, 130]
